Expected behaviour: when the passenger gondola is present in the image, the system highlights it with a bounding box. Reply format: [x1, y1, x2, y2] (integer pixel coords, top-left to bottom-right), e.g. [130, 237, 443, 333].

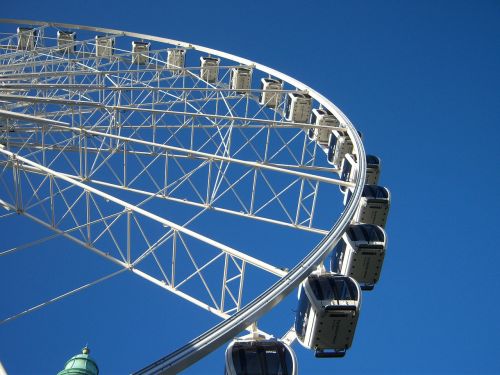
[344, 185, 390, 227]
[330, 224, 386, 290]
[230, 67, 252, 93]
[95, 35, 114, 57]
[200, 56, 220, 83]
[295, 273, 361, 358]
[132, 41, 150, 65]
[309, 108, 340, 144]
[259, 78, 283, 108]
[57, 30, 76, 54]
[339, 154, 381, 192]
[327, 129, 353, 167]
[17, 27, 36, 50]
[225, 338, 297, 375]
[285, 93, 312, 123]
[167, 48, 186, 74]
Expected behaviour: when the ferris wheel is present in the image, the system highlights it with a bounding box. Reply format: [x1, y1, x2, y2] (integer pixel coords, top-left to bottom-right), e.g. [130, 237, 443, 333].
[0, 19, 391, 374]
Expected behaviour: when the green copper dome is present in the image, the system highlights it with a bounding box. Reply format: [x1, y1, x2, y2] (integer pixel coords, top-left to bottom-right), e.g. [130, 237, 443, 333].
[57, 347, 99, 375]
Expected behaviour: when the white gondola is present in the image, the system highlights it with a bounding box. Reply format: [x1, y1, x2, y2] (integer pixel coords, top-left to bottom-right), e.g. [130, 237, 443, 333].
[57, 31, 76, 54]
[132, 41, 150, 65]
[344, 185, 390, 227]
[167, 48, 186, 74]
[17, 27, 36, 50]
[225, 338, 297, 375]
[308, 108, 340, 144]
[330, 224, 386, 290]
[259, 78, 283, 108]
[327, 129, 353, 167]
[230, 67, 252, 93]
[295, 273, 361, 358]
[285, 92, 312, 123]
[200, 56, 220, 83]
[339, 153, 381, 192]
[95, 35, 114, 57]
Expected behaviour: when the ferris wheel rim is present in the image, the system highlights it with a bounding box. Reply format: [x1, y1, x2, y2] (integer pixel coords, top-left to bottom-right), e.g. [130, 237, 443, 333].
[0, 18, 367, 374]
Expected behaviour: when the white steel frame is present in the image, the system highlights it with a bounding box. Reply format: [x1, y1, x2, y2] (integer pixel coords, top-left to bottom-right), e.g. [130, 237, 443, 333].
[0, 19, 367, 374]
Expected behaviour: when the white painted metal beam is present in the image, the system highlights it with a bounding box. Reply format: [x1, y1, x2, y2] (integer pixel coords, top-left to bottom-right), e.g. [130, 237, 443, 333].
[0, 147, 287, 278]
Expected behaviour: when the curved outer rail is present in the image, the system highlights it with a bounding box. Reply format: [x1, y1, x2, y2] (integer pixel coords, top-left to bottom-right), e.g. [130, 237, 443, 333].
[0, 19, 367, 374]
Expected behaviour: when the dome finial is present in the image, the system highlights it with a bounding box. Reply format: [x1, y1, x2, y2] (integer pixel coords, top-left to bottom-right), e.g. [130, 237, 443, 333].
[58, 346, 98, 375]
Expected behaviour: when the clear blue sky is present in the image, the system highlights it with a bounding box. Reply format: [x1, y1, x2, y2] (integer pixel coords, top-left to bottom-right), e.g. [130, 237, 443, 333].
[1, 1, 499, 374]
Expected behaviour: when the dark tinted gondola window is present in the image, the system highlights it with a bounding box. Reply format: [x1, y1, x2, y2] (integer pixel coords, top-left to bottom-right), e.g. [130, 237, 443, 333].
[332, 277, 358, 301]
[231, 342, 292, 375]
[308, 128, 315, 139]
[309, 276, 358, 302]
[341, 158, 352, 182]
[310, 111, 317, 124]
[348, 224, 384, 243]
[327, 133, 338, 161]
[329, 133, 338, 149]
[344, 188, 353, 205]
[264, 347, 291, 375]
[366, 154, 380, 166]
[285, 95, 292, 118]
[328, 146, 334, 161]
[331, 240, 346, 272]
[348, 224, 383, 243]
[295, 287, 310, 342]
[232, 347, 260, 374]
[309, 276, 332, 300]
[363, 185, 388, 199]
[265, 349, 282, 374]
[284, 348, 293, 374]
